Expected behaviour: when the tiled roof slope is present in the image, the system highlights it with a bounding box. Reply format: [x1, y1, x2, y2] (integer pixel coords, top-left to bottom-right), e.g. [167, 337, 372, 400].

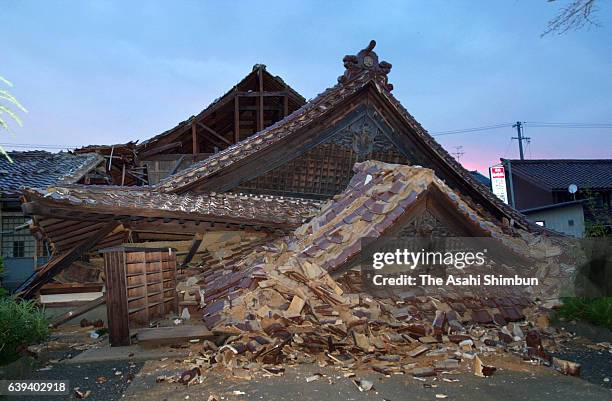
[503, 159, 612, 190]
[23, 185, 322, 228]
[199, 161, 566, 329]
[285, 161, 536, 273]
[154, 70, 533, 231]
[0, 151, 103, 196]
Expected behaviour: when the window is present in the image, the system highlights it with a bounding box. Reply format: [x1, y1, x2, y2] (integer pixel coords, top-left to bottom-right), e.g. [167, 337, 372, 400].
[594, 193, 604, 208]
[12, 241, 25, 257]
[1, 213, 36, 258]
[535, 220, 546, 227]
[568, 219, 574, 226]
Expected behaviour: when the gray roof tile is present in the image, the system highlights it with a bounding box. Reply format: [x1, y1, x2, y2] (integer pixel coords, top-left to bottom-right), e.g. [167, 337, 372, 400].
[0, 151, 103, 196]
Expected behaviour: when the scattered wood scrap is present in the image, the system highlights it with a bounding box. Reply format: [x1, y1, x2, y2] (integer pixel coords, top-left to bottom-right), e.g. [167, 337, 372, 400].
[136, 326, 215, 346]
[49, 295, 106, 328]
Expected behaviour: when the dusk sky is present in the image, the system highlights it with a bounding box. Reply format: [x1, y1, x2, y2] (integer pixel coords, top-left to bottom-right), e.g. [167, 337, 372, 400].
[2, 1, 611, 173]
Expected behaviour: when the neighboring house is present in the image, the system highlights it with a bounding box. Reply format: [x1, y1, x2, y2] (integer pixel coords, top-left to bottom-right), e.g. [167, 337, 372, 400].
[501, 159, 612, 236]
[470, 170, 491, 188]
[0, 151, 105, 290]
[521, 200, 585, 238]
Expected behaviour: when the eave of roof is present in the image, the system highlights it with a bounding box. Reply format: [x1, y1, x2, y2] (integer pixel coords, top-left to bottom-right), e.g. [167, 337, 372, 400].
[520, 200, 584, 214]
[22, 185, 322, 230]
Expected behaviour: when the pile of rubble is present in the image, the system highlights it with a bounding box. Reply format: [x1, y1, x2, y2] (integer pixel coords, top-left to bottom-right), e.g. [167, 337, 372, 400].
[177, 247, 577, 384]
[167, 162, 580, 385]
[170, 257, 581, 386]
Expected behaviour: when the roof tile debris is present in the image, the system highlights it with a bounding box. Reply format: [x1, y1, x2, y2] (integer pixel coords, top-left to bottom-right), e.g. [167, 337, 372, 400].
[162, 161, 574, 382]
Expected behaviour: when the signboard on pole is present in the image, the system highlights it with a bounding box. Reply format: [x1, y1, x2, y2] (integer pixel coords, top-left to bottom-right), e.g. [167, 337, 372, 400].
[489, 166, 508, 204]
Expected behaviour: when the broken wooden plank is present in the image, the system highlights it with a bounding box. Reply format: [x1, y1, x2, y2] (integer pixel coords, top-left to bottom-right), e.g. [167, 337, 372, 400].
[284, 295, 305, 318]
[258, 66, 264, 132]
[234, 95, 240, 143]
[169, 155, 186, 176]
[136, 325, 215, 345]
[49, 295, 106, 328]
[181, 233, 204, 267]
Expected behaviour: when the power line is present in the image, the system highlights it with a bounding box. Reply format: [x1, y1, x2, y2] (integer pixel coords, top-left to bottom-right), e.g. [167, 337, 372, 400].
[0, 143, 76, 150]
[524, 121, 612, 127]
[430, 123, 514, 136]
[1, 120, 609, 151]
[501, 138, 514, 158]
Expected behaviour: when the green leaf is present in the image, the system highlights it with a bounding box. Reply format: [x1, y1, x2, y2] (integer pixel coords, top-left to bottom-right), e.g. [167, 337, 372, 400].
[0, 147, 13, 163]
[0, 104, 23, 127]
[0, 90, 28, 113]
[0, 76, 13, 87]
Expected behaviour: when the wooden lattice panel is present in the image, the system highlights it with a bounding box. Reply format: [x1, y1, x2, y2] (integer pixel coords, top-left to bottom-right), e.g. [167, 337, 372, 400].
[101, 247, 178, 346]
[236, 142, 410, 198]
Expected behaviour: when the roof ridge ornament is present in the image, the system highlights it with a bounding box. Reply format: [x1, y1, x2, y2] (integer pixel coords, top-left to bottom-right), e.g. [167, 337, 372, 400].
[338, 40, 393, 91]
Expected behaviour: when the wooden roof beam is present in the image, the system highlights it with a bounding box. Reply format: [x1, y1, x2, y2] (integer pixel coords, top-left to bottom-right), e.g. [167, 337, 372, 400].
[258, 67, 264, 132]
[234, 91, 289, 97]
[191, 123, 199, 155]
[196, 121, 232, 146]
[140, 141, 183, 159]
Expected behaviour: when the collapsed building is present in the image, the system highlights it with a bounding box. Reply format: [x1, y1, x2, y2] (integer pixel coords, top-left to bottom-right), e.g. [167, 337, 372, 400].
[0, 150, 108, 291]
[15, 41, 580, 379]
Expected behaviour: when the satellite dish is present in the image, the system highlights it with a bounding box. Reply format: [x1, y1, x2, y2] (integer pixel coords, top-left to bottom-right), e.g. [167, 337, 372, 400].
[568, 184, 578, 194]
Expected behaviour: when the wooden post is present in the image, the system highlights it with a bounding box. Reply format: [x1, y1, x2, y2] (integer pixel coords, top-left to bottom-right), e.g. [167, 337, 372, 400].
[283, 94, 289, 118]
[258, 67, 264, 132]
[234, 95, 240, 143]
[191, 123, 199, 155]
[121, 163, 126, 186]
[101, 249, 130, 346]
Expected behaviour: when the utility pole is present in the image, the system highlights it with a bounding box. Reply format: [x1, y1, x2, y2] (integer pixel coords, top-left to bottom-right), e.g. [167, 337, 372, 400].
[511, 121, 530, 160]
[452, 145, 465, 162]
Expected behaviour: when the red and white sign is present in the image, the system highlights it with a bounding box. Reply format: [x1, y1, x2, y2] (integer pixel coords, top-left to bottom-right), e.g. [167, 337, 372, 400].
[489, 166, 508, 204]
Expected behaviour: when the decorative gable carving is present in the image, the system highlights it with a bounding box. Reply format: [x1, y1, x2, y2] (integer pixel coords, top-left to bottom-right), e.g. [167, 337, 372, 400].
[338, 40, 393, 91]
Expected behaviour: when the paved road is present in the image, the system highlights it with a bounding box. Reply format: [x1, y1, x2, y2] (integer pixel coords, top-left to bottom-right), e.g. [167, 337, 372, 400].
[1, 347, 143, 401]
[123, 363, 612, 401]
